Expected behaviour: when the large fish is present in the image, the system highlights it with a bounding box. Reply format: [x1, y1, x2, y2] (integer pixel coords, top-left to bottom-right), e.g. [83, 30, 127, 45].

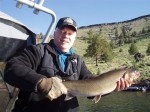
[63, 68, 140, 103]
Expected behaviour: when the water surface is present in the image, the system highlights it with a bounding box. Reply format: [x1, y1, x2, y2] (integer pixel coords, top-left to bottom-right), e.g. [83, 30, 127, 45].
[78, 91, 150, 112]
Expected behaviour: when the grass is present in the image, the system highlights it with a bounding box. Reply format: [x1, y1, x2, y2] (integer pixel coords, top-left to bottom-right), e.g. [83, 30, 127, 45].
[73, 38, 88, 57]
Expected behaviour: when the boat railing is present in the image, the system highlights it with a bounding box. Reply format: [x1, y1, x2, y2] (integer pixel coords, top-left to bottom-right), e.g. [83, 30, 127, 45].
[15, 0, 57, 43]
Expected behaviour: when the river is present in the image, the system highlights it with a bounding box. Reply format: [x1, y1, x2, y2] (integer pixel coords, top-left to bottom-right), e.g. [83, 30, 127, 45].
[0, 89, 150, 112]
[78, 91, 150, 112]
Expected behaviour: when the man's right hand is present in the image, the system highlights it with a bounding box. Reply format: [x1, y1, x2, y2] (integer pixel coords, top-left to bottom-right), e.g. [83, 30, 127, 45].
[115, 78, 131, 91]
[38, 77, 67, 100]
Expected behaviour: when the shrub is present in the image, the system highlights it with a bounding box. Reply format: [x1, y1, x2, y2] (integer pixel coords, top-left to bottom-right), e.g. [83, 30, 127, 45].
[119, 48, 123, 52]
[146, 43, 150, 55]
[128, 43, 139, 55]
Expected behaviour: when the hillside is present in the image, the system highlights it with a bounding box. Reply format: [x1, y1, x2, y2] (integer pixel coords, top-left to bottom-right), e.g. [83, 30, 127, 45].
[74, 35, 150, 82]
[77, 14, 150, 39]
[74, 15, 150, 81]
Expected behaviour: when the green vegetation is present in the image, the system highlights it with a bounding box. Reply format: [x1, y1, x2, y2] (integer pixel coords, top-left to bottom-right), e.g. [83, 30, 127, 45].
[74, 34, 150, 81]
[128, 43, 139, 55]
[146, 43, 150, 55]
[77, 15, 150, 41]
[83, 30, 113, 66]
[75, 15, 150, 82]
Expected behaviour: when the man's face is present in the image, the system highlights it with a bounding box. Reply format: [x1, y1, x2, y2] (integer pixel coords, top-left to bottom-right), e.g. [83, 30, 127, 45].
[54, 26, 77, 52]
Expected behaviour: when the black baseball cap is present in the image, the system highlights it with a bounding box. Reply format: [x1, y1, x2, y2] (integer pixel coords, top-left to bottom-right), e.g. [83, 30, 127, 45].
[56, 17, 77, 31]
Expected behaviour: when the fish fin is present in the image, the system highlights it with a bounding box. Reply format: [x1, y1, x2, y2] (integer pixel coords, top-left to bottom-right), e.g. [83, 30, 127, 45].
[92, 95, 101, 103]
[64, 94, 74, 101]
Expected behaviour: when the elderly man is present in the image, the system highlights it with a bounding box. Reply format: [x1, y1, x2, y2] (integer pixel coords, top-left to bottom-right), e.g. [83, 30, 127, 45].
[4, 17, 130, 112]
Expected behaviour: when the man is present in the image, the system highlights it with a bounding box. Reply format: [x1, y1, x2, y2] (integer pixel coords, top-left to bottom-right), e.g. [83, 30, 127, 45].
[4, 17, 130, 112]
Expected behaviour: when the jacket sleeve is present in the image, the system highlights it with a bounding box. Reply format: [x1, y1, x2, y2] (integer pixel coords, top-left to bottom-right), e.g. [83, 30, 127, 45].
[79, 59, 94, 80]
[4, 45, 46, 92]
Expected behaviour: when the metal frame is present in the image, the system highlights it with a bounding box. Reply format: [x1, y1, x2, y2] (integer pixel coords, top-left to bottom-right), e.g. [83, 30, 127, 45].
[15, 0, 57, 43]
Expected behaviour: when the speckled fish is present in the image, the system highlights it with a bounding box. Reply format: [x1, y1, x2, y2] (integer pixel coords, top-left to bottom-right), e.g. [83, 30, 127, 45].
[63, 68, 140, 103]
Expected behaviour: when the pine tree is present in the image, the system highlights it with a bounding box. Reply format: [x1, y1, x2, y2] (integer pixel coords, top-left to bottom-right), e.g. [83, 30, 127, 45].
[146, 43, 150, 55]
[110, 40, 116, 49]
[142, 28, 146, 34]
[118, 33, 124, 46]
[131, 31, 137, 37]
[84, 33, 113, 66]
[128, 43, 139, 55]
[102, 47, 114, 62]
[115, 28, 119, 38]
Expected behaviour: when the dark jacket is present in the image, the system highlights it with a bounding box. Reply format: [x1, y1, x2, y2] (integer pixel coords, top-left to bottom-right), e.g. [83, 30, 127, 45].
[4, 39, 93, 112]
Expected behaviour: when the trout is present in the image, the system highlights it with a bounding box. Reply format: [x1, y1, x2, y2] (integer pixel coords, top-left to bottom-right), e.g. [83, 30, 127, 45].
[63, 68, 140, 103]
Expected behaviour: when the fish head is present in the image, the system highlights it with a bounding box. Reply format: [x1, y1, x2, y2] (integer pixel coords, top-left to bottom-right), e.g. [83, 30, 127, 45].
[123, 69, 140, 82]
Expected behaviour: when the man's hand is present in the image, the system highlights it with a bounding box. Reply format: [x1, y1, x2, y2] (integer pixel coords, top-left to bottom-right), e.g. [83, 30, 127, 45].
[38, 77, 67, 100]
[115, 78, 132, 91]
[47, 77, 67, 100]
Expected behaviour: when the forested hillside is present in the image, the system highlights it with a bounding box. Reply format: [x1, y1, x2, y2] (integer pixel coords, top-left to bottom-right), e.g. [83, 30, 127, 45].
[77, 14, 150, 40]
[74, 15, 150, 82]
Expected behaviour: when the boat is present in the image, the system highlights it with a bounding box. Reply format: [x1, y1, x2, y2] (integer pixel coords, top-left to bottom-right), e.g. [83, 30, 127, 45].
[0, 0, 56, 111]
[125, 86, 141, 91]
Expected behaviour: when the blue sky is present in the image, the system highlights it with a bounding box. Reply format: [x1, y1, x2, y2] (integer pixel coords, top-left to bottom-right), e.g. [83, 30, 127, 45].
[0, 0, 150, 34]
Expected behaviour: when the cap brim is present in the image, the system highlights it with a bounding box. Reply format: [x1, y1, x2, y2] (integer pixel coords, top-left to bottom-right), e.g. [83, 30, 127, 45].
[60, 24, 77, 31]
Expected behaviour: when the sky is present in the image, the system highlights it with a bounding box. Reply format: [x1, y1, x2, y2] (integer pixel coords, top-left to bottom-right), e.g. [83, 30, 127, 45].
[0, 0, 150, 35]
